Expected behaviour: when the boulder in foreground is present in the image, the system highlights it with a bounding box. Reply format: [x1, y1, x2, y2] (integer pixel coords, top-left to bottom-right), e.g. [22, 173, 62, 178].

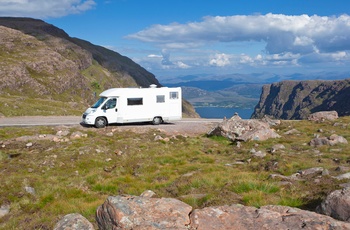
[207, 114, 280, 142]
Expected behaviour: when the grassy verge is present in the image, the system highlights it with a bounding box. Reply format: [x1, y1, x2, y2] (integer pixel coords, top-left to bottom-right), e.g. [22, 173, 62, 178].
[0, 117, 349, 229]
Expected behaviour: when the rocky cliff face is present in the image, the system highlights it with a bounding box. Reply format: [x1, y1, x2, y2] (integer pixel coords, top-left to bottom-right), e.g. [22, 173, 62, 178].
[0, 17, 198, 117]
[251, 79, 350, 120]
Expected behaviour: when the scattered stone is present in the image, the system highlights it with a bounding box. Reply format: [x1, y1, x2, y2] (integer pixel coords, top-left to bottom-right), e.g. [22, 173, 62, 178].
[334, 172, 350, 180]
[308, 111, 339, 122]
[329, 134, 348, 145]
[54, 213, 94, 230]
[154, 135, 163, 141]
[70, 131, 87, 139]
[56, 130, 70, 137]
[236, 141, 241, 148]
[0, 204, 10, 219]
[310, 134, 348, 147]
[252, 150, 266, 158]
[106, 132, 113, 137]
[28, 168, 34, 173]
[316, 187, 350, 222]
[24, 186, 35, 195]
[268, 173, 302, 181]
[270, 144, 286, 153]
[297, 167, 324, 176]
[284, 128, 301, 135]
[140, 190, 156, 198]
[335, 166, 350, 172]
[26, 142, 33, 147]
[105, 158, 112, 162]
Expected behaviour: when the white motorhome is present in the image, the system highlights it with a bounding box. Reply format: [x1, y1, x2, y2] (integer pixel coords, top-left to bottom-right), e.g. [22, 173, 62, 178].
[82, 85, 182, 128]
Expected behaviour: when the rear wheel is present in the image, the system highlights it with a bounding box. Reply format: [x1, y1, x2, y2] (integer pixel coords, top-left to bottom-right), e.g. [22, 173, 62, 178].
[152, 117, 162, 125]
[95, 117, 107, 128]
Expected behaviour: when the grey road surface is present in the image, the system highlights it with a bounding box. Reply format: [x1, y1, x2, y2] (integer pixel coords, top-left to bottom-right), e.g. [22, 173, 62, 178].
[0, 116, 222, 127]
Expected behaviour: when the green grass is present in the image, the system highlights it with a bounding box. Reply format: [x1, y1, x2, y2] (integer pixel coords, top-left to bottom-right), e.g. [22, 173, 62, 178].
[0, 117, 349, 229]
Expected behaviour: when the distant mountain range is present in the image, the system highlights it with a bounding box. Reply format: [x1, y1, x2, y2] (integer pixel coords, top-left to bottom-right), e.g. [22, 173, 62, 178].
[161, 72, 350, 110]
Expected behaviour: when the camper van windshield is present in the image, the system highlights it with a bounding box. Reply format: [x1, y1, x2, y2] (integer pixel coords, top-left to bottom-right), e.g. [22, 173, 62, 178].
[91, 97, 107, 108]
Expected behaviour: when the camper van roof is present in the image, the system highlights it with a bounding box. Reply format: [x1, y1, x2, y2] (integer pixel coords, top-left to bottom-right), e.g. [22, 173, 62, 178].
[99, 86, 173, 97]
[99, 88, 132, 97]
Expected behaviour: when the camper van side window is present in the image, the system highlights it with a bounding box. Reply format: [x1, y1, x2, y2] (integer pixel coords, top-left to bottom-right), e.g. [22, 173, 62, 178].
[127, 98, 143, 106]
[156, 95, 165, 103]
[169, 92, 178, 99]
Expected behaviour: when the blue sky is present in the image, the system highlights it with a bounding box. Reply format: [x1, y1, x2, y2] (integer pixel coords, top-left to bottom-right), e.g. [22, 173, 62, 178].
[1, 0, 350, 79]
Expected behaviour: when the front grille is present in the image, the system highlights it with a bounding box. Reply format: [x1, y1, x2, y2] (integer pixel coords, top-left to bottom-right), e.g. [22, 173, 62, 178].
[82, 114, 87, 119]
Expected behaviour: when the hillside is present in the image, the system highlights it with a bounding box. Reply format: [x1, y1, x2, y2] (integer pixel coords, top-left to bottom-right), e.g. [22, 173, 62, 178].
[0, 17, 198, 117]
[251, 79, 350, 119]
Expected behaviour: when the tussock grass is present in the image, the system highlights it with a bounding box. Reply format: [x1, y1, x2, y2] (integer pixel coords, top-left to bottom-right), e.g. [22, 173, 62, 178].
[0, 117, 350, 229]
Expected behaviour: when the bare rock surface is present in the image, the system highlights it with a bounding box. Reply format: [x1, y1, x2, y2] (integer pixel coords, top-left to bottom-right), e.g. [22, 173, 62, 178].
[207, 114, 280, 142]
[316, 187, 350, 222]
[54, 213, 94, 230]
[308, 111, 339, 121]
[191, 204, 350, 230]
[95, 192, 350, 230]
[96, 195, 192, 230]
[310, 134, 348, 147]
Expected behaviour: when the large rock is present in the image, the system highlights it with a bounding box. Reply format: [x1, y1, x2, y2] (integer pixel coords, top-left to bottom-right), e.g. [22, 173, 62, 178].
[310, 134, 348, 147]
[54, 213, 94, 230]
[96, 195, 192, 230]
[308, 111, 339, 121]
[95, 192, 350, 230]
[191, 204, 350, 230]
[207, 114, 280, 142]
[316, 187, 350, 222]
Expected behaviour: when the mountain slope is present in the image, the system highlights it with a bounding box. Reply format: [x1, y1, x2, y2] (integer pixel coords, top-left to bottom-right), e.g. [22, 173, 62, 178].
[251, 79, 350, 119]
[0, 17, 198, 117]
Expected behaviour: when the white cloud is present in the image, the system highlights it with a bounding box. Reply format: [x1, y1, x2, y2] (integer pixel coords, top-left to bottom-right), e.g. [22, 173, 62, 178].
[209, 53, 231, 67]
[0, 0, 96, 18]
[129, 13, 350, 74]
[128, 13, 350, 56]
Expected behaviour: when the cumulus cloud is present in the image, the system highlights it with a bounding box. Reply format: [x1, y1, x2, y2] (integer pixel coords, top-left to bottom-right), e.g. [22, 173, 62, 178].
[209, 53, 231, 67]
[128, 13, 350, 56]
[0, 0, 96, 18]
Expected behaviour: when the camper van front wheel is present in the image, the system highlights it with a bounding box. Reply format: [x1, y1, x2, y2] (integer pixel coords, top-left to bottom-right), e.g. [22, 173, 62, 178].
[95, 117, 107, 128]
[152, 117, 162, 125]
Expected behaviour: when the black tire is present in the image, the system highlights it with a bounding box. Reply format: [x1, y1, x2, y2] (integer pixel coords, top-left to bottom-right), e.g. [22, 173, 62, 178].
[152, 117, 162, 125]
[95, 117, 107, 128]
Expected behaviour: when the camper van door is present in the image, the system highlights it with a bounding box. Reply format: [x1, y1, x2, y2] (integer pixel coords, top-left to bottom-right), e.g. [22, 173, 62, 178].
[102, 98, 118, 123]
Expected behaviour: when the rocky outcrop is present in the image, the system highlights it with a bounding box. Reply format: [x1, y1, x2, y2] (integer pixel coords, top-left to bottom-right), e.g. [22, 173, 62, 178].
[94, 193, 350, 230]
[251, 79, 350, 120]
[207, 114, 280, 142]
[96, 195, 192, 230]
[308, 111, 339, 121]
[316, 187, 350, 222]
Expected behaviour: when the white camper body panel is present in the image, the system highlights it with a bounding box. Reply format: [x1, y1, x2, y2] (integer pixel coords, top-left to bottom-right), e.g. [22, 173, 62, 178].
[82, 86, 182, 127]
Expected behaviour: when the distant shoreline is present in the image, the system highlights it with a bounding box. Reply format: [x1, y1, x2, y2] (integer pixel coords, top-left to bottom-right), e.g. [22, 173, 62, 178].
[195, 106, 254, 119]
